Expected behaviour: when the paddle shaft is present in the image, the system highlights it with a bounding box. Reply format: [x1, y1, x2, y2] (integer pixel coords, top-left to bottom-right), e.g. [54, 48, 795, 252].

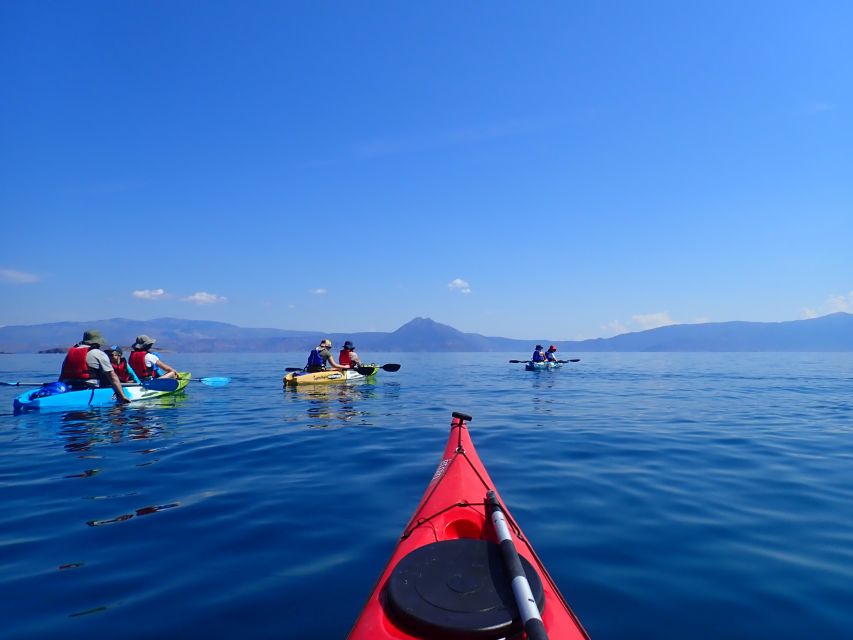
[4, 380, 167, 389]
[288, 364, 399, 375]
[4, 376, 225, 387]
[486, 490, 548, 640]
[126, 362, 142, 384]
[508, 359, 579, 363]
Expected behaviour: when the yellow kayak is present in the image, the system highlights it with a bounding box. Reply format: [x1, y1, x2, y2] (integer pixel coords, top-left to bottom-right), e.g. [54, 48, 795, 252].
[283, 366, 379, 386]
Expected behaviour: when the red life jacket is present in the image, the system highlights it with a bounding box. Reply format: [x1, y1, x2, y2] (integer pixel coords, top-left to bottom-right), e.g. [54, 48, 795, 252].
[114, 358, 131, 383]
[339, 349, 352, 367]
[129, 350, 155, 380]
[60, 345, 93, 380]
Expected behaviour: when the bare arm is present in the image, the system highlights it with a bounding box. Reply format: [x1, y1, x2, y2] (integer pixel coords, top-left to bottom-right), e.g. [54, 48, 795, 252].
[327, 355, 347, 371]
[154, 359, 178, 379]
[110, 371, 132, 402]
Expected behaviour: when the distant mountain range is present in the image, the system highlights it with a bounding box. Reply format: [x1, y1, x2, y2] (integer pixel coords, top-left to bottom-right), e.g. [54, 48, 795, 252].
[0, 313, 851, 353]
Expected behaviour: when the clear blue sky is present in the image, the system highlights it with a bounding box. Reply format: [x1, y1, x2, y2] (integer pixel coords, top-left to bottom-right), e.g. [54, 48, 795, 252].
[1, 1, 850, 339]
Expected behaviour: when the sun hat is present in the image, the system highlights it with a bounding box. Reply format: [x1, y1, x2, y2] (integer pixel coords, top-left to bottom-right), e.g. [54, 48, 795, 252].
[81, 329, 109, 347]
[535, 345, 543, 350]
[132, 334, 156, 349]
[106, 345, 123, 354]
[343, 340, 355, 350]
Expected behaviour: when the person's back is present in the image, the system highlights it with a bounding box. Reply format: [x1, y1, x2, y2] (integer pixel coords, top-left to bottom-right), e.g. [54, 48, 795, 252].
[129, 335, 179, 381]
[59, 330, 131, 403]
[545, 345, 558, 362]
[339, 348, 351, 367]
[531, 345, 546, 362]
[306, 339, 332, 372]
[129, 349, 155, 380]
[339, 340, 360, 368]
[306, 338, 346, 372]
[60, 343, 99, 388]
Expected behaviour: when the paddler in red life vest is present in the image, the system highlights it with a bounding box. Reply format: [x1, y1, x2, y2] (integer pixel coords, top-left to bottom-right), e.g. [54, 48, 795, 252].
[338, 340, 362, 369]
[545, 345, 559, 362]
[128, 334, 179, 381]
[305, 338, 347, 373]
[106, 345, 137, 383]
[59, 329, 132, 403]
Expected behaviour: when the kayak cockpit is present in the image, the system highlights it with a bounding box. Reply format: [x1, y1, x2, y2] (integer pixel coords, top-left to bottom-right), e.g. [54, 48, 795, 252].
[385, 538, 546, 639]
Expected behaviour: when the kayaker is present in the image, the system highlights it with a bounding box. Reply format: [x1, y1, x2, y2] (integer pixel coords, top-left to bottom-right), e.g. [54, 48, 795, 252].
[305, 338, 347, 373]
[106, 346, 137, 383]
[129, 335, 179, 381]
[59, 330, 132, 403]
[545, 345, 559, 362]
[531, 345, 546, 362]
[338, 340, 362, 369]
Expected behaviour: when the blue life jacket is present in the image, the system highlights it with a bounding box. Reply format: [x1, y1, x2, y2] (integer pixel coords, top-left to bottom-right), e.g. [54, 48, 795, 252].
[306, 348, 325, 369]
[31, 381, 69, 399]
[531, 350, 545, 362]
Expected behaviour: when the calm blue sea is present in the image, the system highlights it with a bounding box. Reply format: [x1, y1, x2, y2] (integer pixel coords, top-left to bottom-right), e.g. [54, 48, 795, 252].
[1, 352, 851, 639]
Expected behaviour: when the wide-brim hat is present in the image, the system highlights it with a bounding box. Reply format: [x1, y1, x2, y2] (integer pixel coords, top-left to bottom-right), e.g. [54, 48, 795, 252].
[81, 329, 110, 347]
[343, 340, 355, 350]
[132, 334, 156, 349]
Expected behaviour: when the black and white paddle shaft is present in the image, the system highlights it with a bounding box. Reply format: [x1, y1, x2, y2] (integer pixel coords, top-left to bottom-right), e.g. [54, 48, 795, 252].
[486, 490, 549, 640]
[354, 363, 401, 375]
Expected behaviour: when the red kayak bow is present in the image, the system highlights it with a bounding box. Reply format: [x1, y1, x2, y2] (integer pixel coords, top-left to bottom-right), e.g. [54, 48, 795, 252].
[349, 412, 589, 639]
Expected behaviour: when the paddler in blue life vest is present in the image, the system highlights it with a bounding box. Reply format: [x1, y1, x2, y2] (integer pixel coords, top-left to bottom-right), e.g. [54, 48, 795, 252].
[59, 329, 132, 403]
[545, 345, 559, 362]
[128, 335, 179, 381]
[338, 340, 362, 369]
[306, 338, 347, 373]
[531, 345, 546, 363]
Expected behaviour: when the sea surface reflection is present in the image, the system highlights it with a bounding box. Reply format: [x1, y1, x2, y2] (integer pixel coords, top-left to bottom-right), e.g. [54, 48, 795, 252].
[1, 352, 852, 639]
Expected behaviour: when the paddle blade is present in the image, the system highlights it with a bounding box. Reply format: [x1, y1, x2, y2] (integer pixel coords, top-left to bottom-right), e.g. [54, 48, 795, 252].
[198, 377, 231, 387]
[142, 378, 180, 392]
[355, 366, 377, 376]
[284, 367, 303, 372]
[380, 363, 401, 372]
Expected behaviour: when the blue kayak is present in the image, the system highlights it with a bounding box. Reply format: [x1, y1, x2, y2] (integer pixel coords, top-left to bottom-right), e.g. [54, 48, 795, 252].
[13, 373, 191, 413]
[525, 361, 562, 371]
